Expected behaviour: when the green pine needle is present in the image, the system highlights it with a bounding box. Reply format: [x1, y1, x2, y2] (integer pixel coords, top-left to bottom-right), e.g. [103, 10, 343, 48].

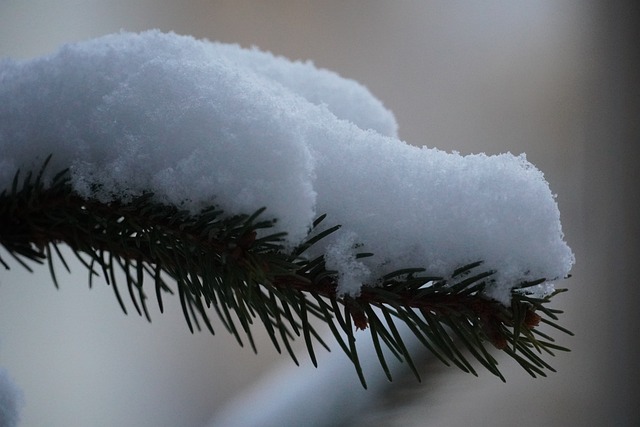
[0, 156, 572, 387]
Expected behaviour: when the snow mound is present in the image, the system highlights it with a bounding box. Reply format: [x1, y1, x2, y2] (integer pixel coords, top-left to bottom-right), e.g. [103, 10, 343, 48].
[0, 30, 574, 301]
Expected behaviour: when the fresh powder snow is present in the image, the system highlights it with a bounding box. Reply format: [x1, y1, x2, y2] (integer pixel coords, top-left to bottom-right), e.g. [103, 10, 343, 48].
[0, 30, 574, 302]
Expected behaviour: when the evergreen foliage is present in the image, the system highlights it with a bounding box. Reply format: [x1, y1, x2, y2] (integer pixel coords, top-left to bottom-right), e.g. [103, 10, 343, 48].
[0, 156, 572, 387]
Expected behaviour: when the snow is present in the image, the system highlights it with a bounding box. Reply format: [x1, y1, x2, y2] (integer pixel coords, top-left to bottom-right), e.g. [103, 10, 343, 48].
[0, 30, 574, 302]
[325, 231, 373, 295]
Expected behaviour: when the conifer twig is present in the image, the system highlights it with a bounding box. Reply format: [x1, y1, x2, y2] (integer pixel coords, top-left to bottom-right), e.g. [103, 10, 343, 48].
[0, 157, 572, 387]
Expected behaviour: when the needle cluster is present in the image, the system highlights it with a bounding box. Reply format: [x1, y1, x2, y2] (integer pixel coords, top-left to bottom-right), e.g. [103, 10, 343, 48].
[0, 157, 572, 387]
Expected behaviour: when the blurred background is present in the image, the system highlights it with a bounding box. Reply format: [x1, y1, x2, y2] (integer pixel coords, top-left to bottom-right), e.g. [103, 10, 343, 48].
[0, 1, 638, 426]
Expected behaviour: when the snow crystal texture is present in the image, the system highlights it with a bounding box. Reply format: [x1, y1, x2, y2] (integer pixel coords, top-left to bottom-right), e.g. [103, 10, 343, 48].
[0, 30, 574, 301]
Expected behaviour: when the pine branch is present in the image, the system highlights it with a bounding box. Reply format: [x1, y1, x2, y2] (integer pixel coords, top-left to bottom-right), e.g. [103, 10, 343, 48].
[0, 157, 572, 387]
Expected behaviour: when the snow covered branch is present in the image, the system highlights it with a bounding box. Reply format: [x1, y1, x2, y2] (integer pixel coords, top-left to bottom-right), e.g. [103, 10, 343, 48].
[0, 31, 574, 386]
